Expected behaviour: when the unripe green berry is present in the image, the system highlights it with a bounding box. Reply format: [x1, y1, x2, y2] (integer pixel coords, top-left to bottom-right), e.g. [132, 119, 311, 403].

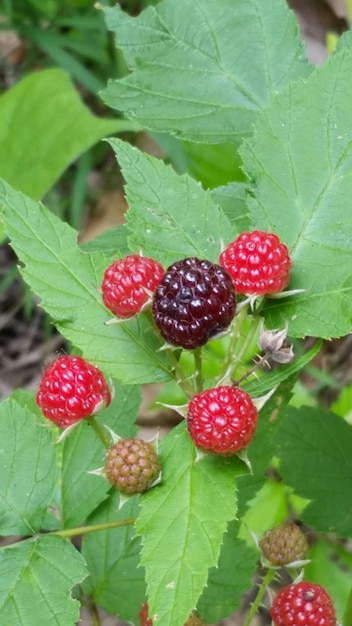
[105, 438, 161, 495]
[259, 521, 308, 566]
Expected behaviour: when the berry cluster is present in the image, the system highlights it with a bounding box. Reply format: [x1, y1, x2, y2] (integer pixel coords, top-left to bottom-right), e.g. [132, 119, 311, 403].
[105, 438, 161, 495]
[259, 521, 308, 566]
[36, 355, 111, 428]
[220, 230, 291, 296]
[152, 257, 236, 349]
[187, 386, 258, 454]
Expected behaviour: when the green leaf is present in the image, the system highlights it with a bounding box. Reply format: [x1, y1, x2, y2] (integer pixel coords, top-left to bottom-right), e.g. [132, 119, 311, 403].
[211, 183, 250, 234]
[136, 422, 244, 626]
[305, 540, 352, 622]
[240, 48, 352, 339]
[197, 521, 258, 623]
[275, 406, 352, 536]
[154, 135, 245, 189]
[80, 224, 130, 257]
[108, 139, 233, 266]
[237, 375, 297, 518]
[0, 180, 172, 384]
[60, 382, 140, 528]
[101, 0, 310, 143]
[0, 535, 87, 626]
[0, 390, 57, 535]
[82, 493, 145, 624]
[0, 69, 138, 201]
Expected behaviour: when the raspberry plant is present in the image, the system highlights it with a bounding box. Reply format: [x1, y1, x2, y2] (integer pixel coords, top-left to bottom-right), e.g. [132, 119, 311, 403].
[1, 1, 352, 625]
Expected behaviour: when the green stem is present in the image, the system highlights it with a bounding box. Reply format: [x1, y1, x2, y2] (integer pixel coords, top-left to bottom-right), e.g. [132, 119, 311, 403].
[166, 349, 195, 398]
[231, 314, 262, 382]
[46, 518, 136, 539]
[243, 568, 276, 626]
[86, 416, 112, 449]
[193, 348, 203, 393]
[218, 304, 249, 380]
[343, 586, 352, 626]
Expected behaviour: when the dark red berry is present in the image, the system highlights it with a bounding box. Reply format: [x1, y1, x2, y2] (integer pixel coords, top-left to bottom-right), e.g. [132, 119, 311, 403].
[102, 254, 164, 318]
[105, 438, 161, 495]
[271, 582, 336, 626]
[220, 230, 291, 295]
[152, 257, 236, 349]
[187, 386, 258, 454]
[36, 355, 111, 428]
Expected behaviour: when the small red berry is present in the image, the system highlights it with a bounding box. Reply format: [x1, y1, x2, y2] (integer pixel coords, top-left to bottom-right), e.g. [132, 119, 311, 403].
[187, 386, 258, 454]
[271, 582, 336, 626]
[152, 257, 236, 350]
[102, 254, 164, 318]
[219, 230, 291, 295]
[36, 355, 111, 428]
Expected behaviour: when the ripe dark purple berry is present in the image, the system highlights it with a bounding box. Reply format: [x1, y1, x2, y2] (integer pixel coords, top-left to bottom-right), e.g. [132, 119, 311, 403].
[152, 257, 236, 349]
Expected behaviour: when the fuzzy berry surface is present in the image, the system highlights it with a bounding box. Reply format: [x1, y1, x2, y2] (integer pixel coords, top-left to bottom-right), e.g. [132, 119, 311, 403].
[105, 438, 161, 495]
[152, 257, 236, 349]
[271, 582, 336, 626]
[259, 521, 308, 566]
[102, 254, 164, 318]
[187, 386, 258, 454]
[36, 355, 111, 428]
[219, 230, 291, 295]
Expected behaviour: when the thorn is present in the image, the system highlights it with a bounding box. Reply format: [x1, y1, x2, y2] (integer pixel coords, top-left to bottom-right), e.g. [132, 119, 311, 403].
[156, 401, 188, 418]
[103, 425, 121, 445]
[267, 288, 306, 300]
[236, 447, 253, 473]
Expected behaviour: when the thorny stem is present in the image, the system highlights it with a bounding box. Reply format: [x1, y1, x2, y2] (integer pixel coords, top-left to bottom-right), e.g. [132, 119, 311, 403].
[343, 586, 352, 626]
[243, 568, 276, 626]
[233, 351, 271, 386]
[46, 518, 136, 539]
[193, 347, 203, 393]
[86, 416, 112, 449]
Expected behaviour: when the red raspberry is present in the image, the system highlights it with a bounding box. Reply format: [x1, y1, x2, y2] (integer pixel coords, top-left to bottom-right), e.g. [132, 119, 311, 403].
[187, 386, 258, 454]
[105, 438, 161, 495]
[102, 254, 164, 318]
[36, 355, 111, 428]
[271, 582, 336, 626]
[219, 230, 291, 295]
[152, 257, 236, 349]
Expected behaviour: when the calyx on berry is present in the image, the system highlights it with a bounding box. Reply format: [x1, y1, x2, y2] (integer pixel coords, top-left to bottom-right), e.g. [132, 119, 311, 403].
[102, 254, 164, 319]
[271, 581, 336, 626]
[152, 257, 236, 350]
[36, 355, 112, 428]
[257, 323, 294, 365]
[187, 386, 258, 454]
[219, 230, 291, 296]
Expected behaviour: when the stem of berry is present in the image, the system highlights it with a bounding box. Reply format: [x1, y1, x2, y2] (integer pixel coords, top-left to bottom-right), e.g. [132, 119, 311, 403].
[166, 349, 195, 398]
[219, 303, 249, 380]
[86, 416, 113, 449]
[343, 586, 352, 626]
[193, 347, 203, 393]
[47, 518, 136, 538]
[243, 568, 276, 626]
[231, 314, 262, 382]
